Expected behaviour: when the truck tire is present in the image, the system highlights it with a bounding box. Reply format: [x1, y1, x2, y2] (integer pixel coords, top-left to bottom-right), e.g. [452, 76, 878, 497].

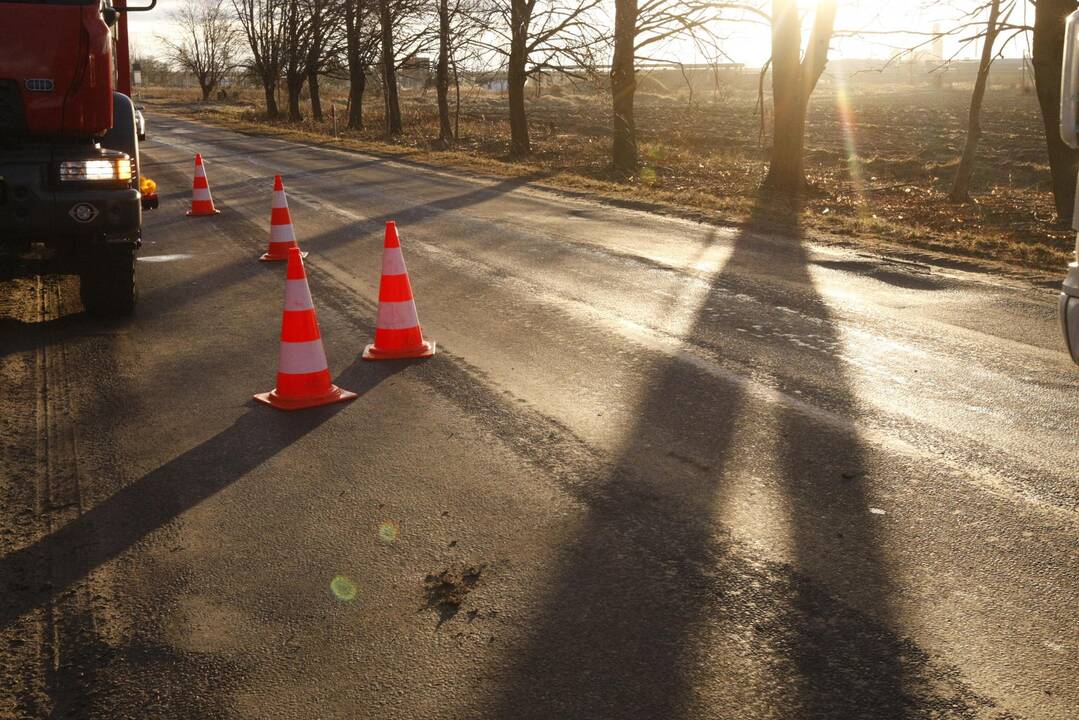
[80, 246, 136, 316]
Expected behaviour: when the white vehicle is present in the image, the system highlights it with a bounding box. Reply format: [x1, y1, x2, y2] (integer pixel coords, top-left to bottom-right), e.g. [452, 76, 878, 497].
[1058, 10, 1079, 363]
[135, 107, 146, 141]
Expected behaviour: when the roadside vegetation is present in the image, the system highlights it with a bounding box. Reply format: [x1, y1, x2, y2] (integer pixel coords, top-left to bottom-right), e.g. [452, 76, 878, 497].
[142, 0, 1079, 271]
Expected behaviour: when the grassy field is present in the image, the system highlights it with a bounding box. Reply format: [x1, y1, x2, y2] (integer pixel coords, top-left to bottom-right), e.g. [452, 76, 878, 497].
[139, 78, 1075, 272]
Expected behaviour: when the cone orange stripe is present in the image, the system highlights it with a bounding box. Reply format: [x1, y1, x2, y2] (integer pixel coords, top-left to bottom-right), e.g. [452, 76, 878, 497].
[271, 207, 291, 224]
[281, 309, 321, 342]
[264, 242, 294, 257]
[275, 369, 334, 397]
[378, 274, 414, 302]
[193, 176, 208, 189]
[374, 326, 424, 348]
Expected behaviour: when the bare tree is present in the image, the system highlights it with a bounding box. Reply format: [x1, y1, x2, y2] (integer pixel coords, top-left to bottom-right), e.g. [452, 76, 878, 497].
[373, 0, 432, 136]
[436, 0, 455, 144]
[233, 0, 287, 116]
[951, 0, 1011, 202]
[872, 3, 1031, 203]
[160, 0, 240, 101]
[610, 0, 728, 173]
[763, 0, 836, 194]
[305, 0, 346, 121]
[434, 0, 483, 145]
[477, 0, 604, 157]
[379, 0, 405, 134]
[344, 0, 381, 129]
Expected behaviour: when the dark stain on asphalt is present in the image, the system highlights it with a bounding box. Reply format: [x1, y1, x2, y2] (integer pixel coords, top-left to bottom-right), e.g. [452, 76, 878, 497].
[424, 564, 486, 628]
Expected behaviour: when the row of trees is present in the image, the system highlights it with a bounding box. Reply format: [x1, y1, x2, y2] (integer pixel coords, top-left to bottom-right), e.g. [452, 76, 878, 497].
[160, 0, 1079, 216]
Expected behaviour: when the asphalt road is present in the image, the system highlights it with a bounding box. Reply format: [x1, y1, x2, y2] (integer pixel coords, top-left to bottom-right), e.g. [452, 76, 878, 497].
[1, 113, 1077, 719]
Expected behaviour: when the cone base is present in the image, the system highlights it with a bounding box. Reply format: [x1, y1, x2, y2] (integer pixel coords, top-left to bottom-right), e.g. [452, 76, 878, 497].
[259, 250, 309, 262]
[186, 209, 221, 217]
[253, 384, 357, 410]
[362, 340, 436, 361]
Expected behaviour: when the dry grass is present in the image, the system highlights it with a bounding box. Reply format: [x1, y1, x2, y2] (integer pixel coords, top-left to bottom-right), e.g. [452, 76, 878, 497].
[138, 81, 1075, 272]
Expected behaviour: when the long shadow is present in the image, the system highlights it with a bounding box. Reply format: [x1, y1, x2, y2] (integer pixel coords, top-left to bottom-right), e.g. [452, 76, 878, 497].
[483, 196, 939, 718]
[0, 361, 403, 630]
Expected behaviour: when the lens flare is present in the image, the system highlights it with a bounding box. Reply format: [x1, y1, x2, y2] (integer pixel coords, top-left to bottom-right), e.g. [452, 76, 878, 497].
[330, 575, 358, 602]
[378, 520, 400, 543]
[832, 61, 867, 213]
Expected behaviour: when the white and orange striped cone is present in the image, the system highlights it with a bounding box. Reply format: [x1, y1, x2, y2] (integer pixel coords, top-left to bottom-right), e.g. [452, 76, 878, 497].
[362, 221, 435, 361]
[186, 153, 220, 217]
[260, 175, 308, 262]
[254, 247, 357, 410]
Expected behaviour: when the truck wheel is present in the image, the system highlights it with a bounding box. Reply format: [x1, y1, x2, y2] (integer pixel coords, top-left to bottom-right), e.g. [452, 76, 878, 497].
[80, 246, 137, 316]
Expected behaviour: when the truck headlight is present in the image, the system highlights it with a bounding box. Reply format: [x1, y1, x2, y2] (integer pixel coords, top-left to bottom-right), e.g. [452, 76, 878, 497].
[59, 157, 133, 183]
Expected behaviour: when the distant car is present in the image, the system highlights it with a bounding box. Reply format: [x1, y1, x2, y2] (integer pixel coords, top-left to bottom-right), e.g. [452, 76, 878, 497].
[135, 107, 146, 141]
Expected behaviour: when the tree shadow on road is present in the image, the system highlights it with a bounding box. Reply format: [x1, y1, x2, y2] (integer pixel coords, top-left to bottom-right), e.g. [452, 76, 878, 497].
[0, 361, 403, 631]
[480, 196, 990, 719]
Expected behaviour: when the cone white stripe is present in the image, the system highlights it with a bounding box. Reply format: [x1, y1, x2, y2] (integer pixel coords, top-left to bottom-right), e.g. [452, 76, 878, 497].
[376, 299, 420, 329]
[195, 165, 207, 177]
[193, 188, 212, 201]
[381, 247, 407, 276]
[273, 190, 288, 208]
[278, 339, 328, 374]
[270, 223, 296, 242]
[284, 279, 314, 311]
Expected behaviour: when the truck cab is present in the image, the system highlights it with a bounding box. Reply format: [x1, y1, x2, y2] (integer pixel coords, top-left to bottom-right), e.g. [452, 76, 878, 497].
[0, 0, 156, 315]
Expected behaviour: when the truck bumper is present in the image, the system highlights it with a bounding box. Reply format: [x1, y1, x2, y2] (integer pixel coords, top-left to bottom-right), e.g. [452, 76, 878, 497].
[1060, 263, 1079, 365]
[1, 154, 141, 256]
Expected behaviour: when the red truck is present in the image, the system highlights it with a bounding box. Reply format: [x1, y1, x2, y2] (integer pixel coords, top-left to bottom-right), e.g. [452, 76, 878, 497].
[0, 0, 157, 316]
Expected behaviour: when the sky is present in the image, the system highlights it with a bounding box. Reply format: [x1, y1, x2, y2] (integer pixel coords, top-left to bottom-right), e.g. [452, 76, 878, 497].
[128, 0, 1036, 70]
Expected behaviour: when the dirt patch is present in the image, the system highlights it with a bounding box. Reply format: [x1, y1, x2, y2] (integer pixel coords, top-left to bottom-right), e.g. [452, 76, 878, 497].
[423, 564, 486, 628]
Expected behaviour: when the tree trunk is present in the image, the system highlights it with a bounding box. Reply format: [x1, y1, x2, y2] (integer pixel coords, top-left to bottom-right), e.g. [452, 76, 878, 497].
[764, 0, 806, 193]
[611, 0, 638, 174]
[308, 68, 323, 122]
[1034, 0, 1079, 219]
[763, 0, 836, 195]
[262, 77, 280, 118]
[344, 0, 365, 130]
[507, 0, 531, 157]
[951, 0, 1002, 202]
[452, 57, 461, 140]
[436, 0, 453, 145]
[349, 68, 366, 130]
[286, 73, 304, 122]
[200, 79, 213, 101]
[379, 0, 402, 136]
[508, 59, 529, 157]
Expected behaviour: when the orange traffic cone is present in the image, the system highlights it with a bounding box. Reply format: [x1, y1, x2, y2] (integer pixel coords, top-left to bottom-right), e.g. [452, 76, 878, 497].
[186, 153, 220, 216]
[254, 247, 357, 410]
[261, 175, 308, 262]
[362, 221, 435, 360]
